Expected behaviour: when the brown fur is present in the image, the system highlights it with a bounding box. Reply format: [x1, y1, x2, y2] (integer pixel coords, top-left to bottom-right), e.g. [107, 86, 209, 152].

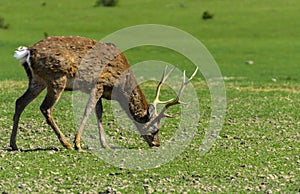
[10, 36, 157, 150]
[28, 36, 149, 119]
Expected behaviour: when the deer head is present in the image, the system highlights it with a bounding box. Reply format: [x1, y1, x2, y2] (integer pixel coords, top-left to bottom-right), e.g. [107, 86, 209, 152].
[139, 66, 198, 147]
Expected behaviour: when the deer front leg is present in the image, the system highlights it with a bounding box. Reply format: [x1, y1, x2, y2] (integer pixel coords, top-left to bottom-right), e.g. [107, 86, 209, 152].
[40, 78, 72, 149]
[10, 82, 45, 150]
[95, 99, 110, 148]
[74, 87, 101, 150]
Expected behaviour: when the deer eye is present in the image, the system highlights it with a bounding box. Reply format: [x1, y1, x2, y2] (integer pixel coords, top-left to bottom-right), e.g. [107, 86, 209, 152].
[151, 127, 159, 134]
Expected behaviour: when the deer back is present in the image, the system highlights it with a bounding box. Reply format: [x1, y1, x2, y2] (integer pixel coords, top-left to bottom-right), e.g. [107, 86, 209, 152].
[26, 36, 149, 118]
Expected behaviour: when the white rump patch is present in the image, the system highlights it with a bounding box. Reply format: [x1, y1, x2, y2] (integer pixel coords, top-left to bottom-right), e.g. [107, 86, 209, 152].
[14, 46, 31, 65]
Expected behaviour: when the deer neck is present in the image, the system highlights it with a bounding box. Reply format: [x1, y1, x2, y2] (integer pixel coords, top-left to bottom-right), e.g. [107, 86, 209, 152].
[115, 73, 150, 124]
[127, 85, 150, 123]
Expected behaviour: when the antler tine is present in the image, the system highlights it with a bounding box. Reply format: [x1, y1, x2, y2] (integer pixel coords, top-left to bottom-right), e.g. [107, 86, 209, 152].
[174, 66, 199, 104]
[158, 67, 198, 118]
[152, 66, 176, 107]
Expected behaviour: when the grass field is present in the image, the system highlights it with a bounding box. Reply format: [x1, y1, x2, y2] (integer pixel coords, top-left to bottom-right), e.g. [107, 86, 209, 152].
[0, 0, 299, 193]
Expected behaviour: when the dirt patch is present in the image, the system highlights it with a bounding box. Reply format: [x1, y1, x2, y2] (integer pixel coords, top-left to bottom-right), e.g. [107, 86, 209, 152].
[231, 86, 300, 93]
[0, 81, 27, 88]
[0, 81, 27, 93]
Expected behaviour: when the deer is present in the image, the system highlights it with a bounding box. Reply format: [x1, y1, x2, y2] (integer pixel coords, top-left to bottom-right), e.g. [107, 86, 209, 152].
[11, 36, 198, 151]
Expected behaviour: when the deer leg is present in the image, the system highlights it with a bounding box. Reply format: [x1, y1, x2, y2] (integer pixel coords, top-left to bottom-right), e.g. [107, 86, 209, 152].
[95, 99, 110, 148]
[74, 87, 101, 150]
[10, 82, 45, 150]
[40, 78, 72, 149]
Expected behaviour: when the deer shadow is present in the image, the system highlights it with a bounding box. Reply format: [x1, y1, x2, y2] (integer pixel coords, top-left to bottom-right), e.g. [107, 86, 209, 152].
[1, 146, 60, 153]
[1, 145, 147, 153]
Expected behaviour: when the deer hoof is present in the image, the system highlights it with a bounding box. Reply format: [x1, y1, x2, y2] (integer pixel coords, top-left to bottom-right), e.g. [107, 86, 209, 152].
[75, 146, 86, 152]
[74, 143, 83, 151]
[101, 143, 110, 149]
[77, 148, 86, 152]
[63, 143, 73, 150]
[10, 144, 19, 151]
[66, 145, 73, 150]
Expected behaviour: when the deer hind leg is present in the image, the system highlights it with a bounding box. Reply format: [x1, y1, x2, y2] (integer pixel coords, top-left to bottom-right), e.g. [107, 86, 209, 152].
[10, 82, 45, 150]
[40, 77, 72, 149]
[95, 99, 110, 148]
[74, 86, 103, 150]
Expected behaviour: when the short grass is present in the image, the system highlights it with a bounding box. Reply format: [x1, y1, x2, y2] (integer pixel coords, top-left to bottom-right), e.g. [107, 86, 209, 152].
[0, 0, 299, 193]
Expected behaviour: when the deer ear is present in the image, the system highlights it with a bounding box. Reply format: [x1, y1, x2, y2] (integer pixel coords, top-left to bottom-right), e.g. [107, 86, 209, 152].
[148, 104, 156, 118]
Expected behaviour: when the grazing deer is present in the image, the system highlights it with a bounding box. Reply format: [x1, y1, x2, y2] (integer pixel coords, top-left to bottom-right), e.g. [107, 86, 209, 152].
[11, 36, 198, 151]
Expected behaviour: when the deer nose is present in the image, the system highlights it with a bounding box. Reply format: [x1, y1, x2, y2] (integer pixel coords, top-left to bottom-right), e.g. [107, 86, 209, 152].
[150, 131, 160, 147]
[151, 141, 160, 147]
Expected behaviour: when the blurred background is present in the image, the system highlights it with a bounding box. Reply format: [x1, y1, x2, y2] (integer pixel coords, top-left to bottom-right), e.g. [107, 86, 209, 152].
[0, 0, 299, 84]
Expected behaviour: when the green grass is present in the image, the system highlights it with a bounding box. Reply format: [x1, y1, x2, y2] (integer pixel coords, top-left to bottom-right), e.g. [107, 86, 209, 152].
[0, 0, 299, 193]
[1, 0, 300, 83]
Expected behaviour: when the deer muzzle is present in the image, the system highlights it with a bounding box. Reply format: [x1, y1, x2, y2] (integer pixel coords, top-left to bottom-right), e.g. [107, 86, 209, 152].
[142, 132, 160, 147]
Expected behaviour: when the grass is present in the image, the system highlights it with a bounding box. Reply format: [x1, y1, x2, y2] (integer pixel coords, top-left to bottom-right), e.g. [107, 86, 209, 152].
[0, 0, 299, 193]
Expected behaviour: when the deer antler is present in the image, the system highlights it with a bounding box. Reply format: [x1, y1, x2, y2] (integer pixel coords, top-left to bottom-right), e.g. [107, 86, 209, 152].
[152, 66, 176, 109]
[152, 66, 198, 118]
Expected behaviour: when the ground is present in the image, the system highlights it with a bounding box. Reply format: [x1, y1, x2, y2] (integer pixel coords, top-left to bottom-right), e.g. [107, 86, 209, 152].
[0, 0, 299, 193]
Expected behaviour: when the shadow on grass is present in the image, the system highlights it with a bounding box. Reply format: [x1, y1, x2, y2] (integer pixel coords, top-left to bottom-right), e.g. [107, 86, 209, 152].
[1, 145, 147, 152]
[1, 146, 60, 152]
[20, 147, 60, 152]
[87, 145, 141, 150]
